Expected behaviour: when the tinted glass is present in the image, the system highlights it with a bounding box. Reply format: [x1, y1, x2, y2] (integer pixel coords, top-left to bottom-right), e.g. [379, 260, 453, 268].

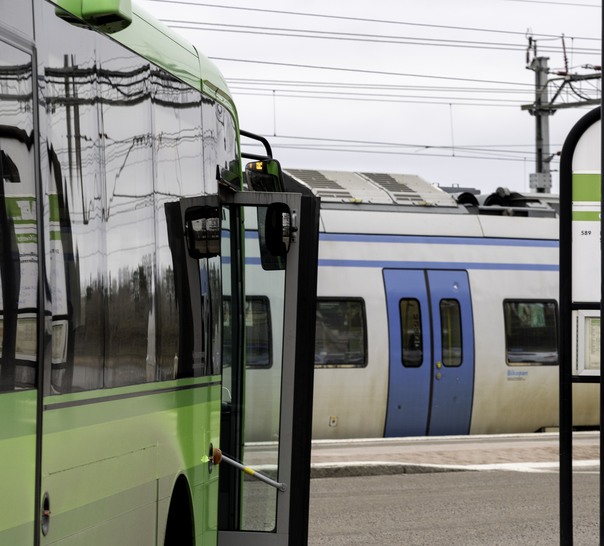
[400, 299, 423, 367]
[440, 299, 462, 366]
[0, 41, 36, 391]
[504, 301, 558, 365]
[315, 299, 366, 367]
[36, 3, 233, 392]
[245, 296, 271, 368]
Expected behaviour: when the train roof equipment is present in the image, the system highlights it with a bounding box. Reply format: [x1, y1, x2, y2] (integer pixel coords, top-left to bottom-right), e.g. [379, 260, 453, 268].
[283, 169, 558, 218]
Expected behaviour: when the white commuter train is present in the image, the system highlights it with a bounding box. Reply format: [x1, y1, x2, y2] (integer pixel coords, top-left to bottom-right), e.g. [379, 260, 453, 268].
[243, 169, 599, 441]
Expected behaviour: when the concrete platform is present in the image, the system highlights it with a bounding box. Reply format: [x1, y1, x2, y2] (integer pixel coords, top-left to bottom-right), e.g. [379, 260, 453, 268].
[309, 431, 600, 478]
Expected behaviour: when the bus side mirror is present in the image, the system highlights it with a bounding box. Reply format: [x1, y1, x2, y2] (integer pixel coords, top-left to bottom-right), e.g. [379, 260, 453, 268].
[57, 0, 132, 33]
[245, 159, 284, 192]
[259, 203, 295, 270]
[82, 0, 132, 32]
[185, 205, 221, 259]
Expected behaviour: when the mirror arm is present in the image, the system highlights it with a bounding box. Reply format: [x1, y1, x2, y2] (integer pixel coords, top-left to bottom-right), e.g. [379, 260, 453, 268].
[240, 129, 273, 159]
[242, 151, 271, 161]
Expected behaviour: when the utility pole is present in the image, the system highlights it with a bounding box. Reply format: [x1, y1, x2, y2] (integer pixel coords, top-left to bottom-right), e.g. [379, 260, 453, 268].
[528, 54, 552, 193]
[522, 36, 601, 193]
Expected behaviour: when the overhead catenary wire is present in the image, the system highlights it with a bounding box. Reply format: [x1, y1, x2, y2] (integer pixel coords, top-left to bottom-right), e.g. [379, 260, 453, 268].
[163, 20, 600, 55]
[145, 0, 600, 43]
[141, 0, 599, 190]
[241, 142, 553, 164]
[241, 134, 563, 164]
[210, 57, 538, 88]
[142, 1, 600, 106]
[230, 89, 530, 108]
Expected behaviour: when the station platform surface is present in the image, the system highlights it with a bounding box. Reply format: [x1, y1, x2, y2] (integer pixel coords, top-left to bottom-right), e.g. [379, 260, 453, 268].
[309, 431, 600, 478]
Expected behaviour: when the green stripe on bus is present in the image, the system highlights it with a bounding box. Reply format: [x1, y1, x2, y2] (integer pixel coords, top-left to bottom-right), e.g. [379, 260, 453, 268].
[0, 521, 34, 544]
[43, 379, 220, 432]
[572, 173, 601, 202]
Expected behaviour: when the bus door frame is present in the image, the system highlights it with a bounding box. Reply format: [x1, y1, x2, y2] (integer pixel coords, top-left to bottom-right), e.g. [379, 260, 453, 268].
[186, 189, 319, 546]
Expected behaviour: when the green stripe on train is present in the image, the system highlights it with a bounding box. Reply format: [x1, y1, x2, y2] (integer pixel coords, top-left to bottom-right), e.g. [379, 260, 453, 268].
[572, 211, 601, 221]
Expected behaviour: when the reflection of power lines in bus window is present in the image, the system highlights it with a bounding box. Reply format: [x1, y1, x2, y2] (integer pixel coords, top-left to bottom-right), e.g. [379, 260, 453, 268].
[0, 151, 21, 183]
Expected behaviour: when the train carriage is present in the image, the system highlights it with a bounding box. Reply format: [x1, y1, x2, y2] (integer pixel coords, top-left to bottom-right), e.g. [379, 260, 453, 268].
[245, 169, 598, 441]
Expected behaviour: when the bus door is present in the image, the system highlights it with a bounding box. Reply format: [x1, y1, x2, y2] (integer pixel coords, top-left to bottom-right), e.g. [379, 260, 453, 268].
[0, 34, 40, 544]
[383, 269, 475, 436]
[182, 182, 319, 546]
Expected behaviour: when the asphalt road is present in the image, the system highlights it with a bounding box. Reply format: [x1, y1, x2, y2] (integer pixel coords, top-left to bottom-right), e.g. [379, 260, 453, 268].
[308, 469, 600, 545]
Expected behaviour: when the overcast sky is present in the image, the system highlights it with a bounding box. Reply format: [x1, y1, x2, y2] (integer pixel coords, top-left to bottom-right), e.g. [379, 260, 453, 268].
[139, 0, 601, 195]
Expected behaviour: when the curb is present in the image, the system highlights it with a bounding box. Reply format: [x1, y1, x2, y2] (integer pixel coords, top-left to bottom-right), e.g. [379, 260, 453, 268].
[310, 461, 470, 479]
[310, 459, 601, 479]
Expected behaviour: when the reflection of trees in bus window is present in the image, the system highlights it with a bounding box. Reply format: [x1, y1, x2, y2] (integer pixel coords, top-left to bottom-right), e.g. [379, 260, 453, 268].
[100, 41, 155, 388]
[0, 41, 36, 392]
[314, 299, 366, 368]
[37, 16, 227, 393]
[154, 69, 204, 381]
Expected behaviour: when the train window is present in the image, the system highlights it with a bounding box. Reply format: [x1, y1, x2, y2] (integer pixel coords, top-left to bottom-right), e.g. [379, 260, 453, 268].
[440, 299, 462, 366]
[222, 296, 272, 369]
[504, 301, 558, 365]
[399, 299, 423, 367]
[315, 299, 367, 368]
[244, 296, 272, 368]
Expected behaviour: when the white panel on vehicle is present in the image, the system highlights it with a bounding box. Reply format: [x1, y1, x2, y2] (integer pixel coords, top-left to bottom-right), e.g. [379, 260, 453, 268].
[285, 169, 458, 207]
[360, 172, 457, 207]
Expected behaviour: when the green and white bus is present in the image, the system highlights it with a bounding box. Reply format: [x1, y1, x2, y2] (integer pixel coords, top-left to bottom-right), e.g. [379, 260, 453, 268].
[0, 1, 319, 545]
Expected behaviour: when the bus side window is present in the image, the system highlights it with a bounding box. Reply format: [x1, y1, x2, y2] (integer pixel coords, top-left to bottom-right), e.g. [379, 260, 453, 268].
[0, 41, 37, 392]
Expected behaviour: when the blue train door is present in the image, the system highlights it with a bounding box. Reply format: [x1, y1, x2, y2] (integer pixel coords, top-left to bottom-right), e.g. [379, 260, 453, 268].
[383, 269, 475, 436]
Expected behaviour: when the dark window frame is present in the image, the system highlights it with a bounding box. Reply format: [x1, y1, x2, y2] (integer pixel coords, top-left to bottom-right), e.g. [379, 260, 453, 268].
[399, 298, 423, 368]
[243, 295, 273, 369]
[503, 299, 559, 366]
[439, 298, 463, 367]
[314, 297, 367, 369]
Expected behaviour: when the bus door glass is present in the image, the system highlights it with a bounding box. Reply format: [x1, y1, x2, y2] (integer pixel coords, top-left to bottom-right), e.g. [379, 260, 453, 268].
[0, 37, 39, 543]
[184, 188, 319, 546]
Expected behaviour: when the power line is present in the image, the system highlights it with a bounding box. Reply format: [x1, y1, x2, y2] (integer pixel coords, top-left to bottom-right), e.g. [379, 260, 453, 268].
[210, 57, 536, 88]
[227, 78, 534, 94]
[242, 140, 546, 164]
[164, 20, 599, 55]
[231, 89, 529, 108]
[146, 0, 600, 42]
[229, 75, 598, 107]
[253, 134, 544, 153]
[241, 134, 559, 163]
[504, 0, 599, 7]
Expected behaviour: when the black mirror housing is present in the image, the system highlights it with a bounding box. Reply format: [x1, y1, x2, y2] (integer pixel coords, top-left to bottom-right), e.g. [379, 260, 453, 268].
[245, 159, 284, 192]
